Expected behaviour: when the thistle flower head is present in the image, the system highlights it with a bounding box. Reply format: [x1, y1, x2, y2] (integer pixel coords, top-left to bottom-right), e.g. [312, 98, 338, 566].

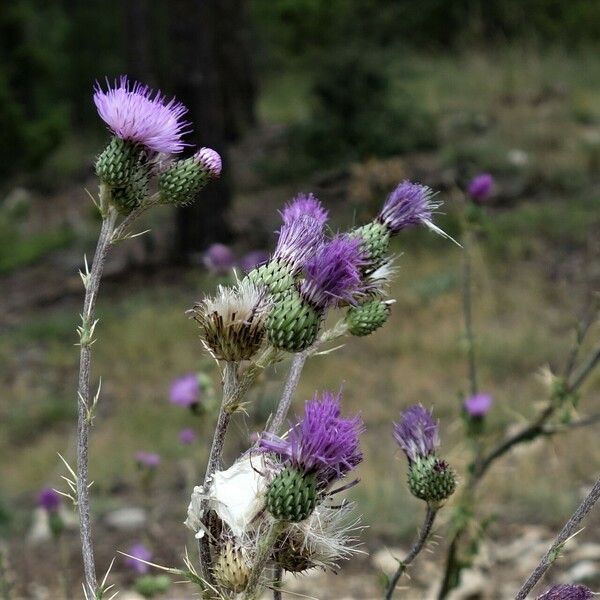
[260, 391, 364, 486]
[169, 374, 201, 407]
[393, 404, 440, 464]
[464, 393, 493, 418]
[94, 76, 190, 154]
[272, 215, 326, 275]
[281, 193, 328, 227]
[203, 243, 235, 275]
[135, 451, 161, 468]
[379, 180, 440, 234]
[300, 235, 365, 310]
[468, 173, 494, 202]
[179, 428, 197, 445]
[194, 147, 222, 177]
[537, 584, 594, 600]
[124, 543, 152, 574]
[38, 487, 61, 512]
[190, 279, 269, 361]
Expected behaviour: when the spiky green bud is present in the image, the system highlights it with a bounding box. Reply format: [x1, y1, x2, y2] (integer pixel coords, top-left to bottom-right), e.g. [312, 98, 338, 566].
[213, 542, 250, 593]
[266, 290, 322, 352]
[247, 260, 295, 294]
[158, 157, 209, 206]
[95, 137, 139, 187]
[110, 162, 149, 214]
[352, 221, 390, 269]
[346, 298, 391, 336]
[408, 455, 457, 506]
[267, 467, 317, 522]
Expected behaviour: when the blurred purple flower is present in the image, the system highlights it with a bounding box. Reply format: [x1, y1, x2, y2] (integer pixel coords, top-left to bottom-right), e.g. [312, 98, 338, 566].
[467, 173, 494, 202]
[281, 193, 328, 227]
[124, 543, 152, 574]
[379, 181, 438, 234]
[239, 250, 269, 273]
[259, 391, 364, 486]
[94, 76, 190, 154]
[393, 404, 440, 464]
[169, 374, 200, 408]
[203, 243, 235, 275]
[464, 393, 493, 418]
[300, 235, 366, 310]
[135, 452, 161, 469]
[38, 487, 61, 513]
[537, 584, 593, 600]
[194, 147, 222, 178]
[179, 428, 197, 445]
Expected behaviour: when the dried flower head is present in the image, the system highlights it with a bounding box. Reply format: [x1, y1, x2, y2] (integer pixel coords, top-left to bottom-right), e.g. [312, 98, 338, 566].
[203, 243, 235, 275]
[468, 173, 494, 202]
[94, 76, 190, 154]
[300, 236, 366, 310]
[190, 279, 269, 361]
[393, 404, 440, 464]
[124, 543, 152, 574]
[260, 391, 364, 486]
[464, 393, 493, 418]
[38, 487, 61, 513]
[537, 584, 594, 600]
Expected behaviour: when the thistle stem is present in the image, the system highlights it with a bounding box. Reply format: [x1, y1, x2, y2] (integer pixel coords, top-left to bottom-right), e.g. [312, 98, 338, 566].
[76, 192, 117, 596]
[198, 361, 239, 583]
[384, 506, 437, 600]
[243, 521, 285, 600]
[273, 565, 283, 600]
[515, 475, 600, 600]
[268, 351, 308, 435]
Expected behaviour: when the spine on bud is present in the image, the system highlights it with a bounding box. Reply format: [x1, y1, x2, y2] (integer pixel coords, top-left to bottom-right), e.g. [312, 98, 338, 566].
[352, 221, 391, 270]
[346, 299, 392, 336]
[267, 467, 318, 522]
[408, 455, 456, 507]
[247, 260, 295, 295]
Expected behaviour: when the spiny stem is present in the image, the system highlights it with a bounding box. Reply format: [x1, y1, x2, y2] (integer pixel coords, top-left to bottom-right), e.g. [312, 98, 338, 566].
[515, 475, 600, 600]
[243, 521, 285, 600]
[268, 351, 308, 435]
[384, 506, 437, 600]
[76, 188, 117, 596]
[198, 361, 239, 583]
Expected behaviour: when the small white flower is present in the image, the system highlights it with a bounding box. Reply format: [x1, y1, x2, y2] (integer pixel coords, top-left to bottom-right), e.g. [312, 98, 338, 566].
[185, 454, 268, 539]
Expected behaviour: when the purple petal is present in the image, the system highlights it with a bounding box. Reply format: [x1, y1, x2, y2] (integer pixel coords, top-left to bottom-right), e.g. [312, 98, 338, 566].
[393, 404, 440, 463]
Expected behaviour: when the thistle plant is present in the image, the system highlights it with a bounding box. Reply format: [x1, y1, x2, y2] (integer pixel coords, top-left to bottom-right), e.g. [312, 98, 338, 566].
[70, 76, 220, 598]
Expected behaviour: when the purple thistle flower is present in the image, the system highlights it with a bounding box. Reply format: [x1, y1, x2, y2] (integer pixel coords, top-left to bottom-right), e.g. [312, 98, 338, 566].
[203, 243, 235, 275]
[467, 173, 494, 202]
[38, 487, 61, 513]
[169, 374, 201, 408]
[259, 391, 364, 485]
[393, 404, 440, 464]
[93, 76, 190, 154]
[124, 543, 153, 574]
[464, 393, 493, 418]
[379, 181, 440, 234]
[239, 250, 269, 273]
[179, 428, 197, 445]
[135, 451, 161, 469]
[537, 584, 594, 600]
[281, 193, 328, 227]
[194, 147, 222, 178]
[300, 235, 365, 310]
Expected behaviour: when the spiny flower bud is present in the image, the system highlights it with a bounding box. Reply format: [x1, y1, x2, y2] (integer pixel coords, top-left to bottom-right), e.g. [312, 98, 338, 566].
[352, 220, 391, 271]
[267, 467, 318, 523]
[110, 161, 149, 214]
[213, 542, 250, 593]
[266, 289, 322, 352]
[159, 147, 221, 206]
[189, 279, 268, 361]
[346, 298, 392, 337]
[95, 137, 140, 187]
[408, 455, 456, 506]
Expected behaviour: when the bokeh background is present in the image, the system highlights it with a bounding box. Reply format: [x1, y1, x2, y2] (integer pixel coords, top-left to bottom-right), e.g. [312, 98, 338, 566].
[1, 1, 599, 598]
